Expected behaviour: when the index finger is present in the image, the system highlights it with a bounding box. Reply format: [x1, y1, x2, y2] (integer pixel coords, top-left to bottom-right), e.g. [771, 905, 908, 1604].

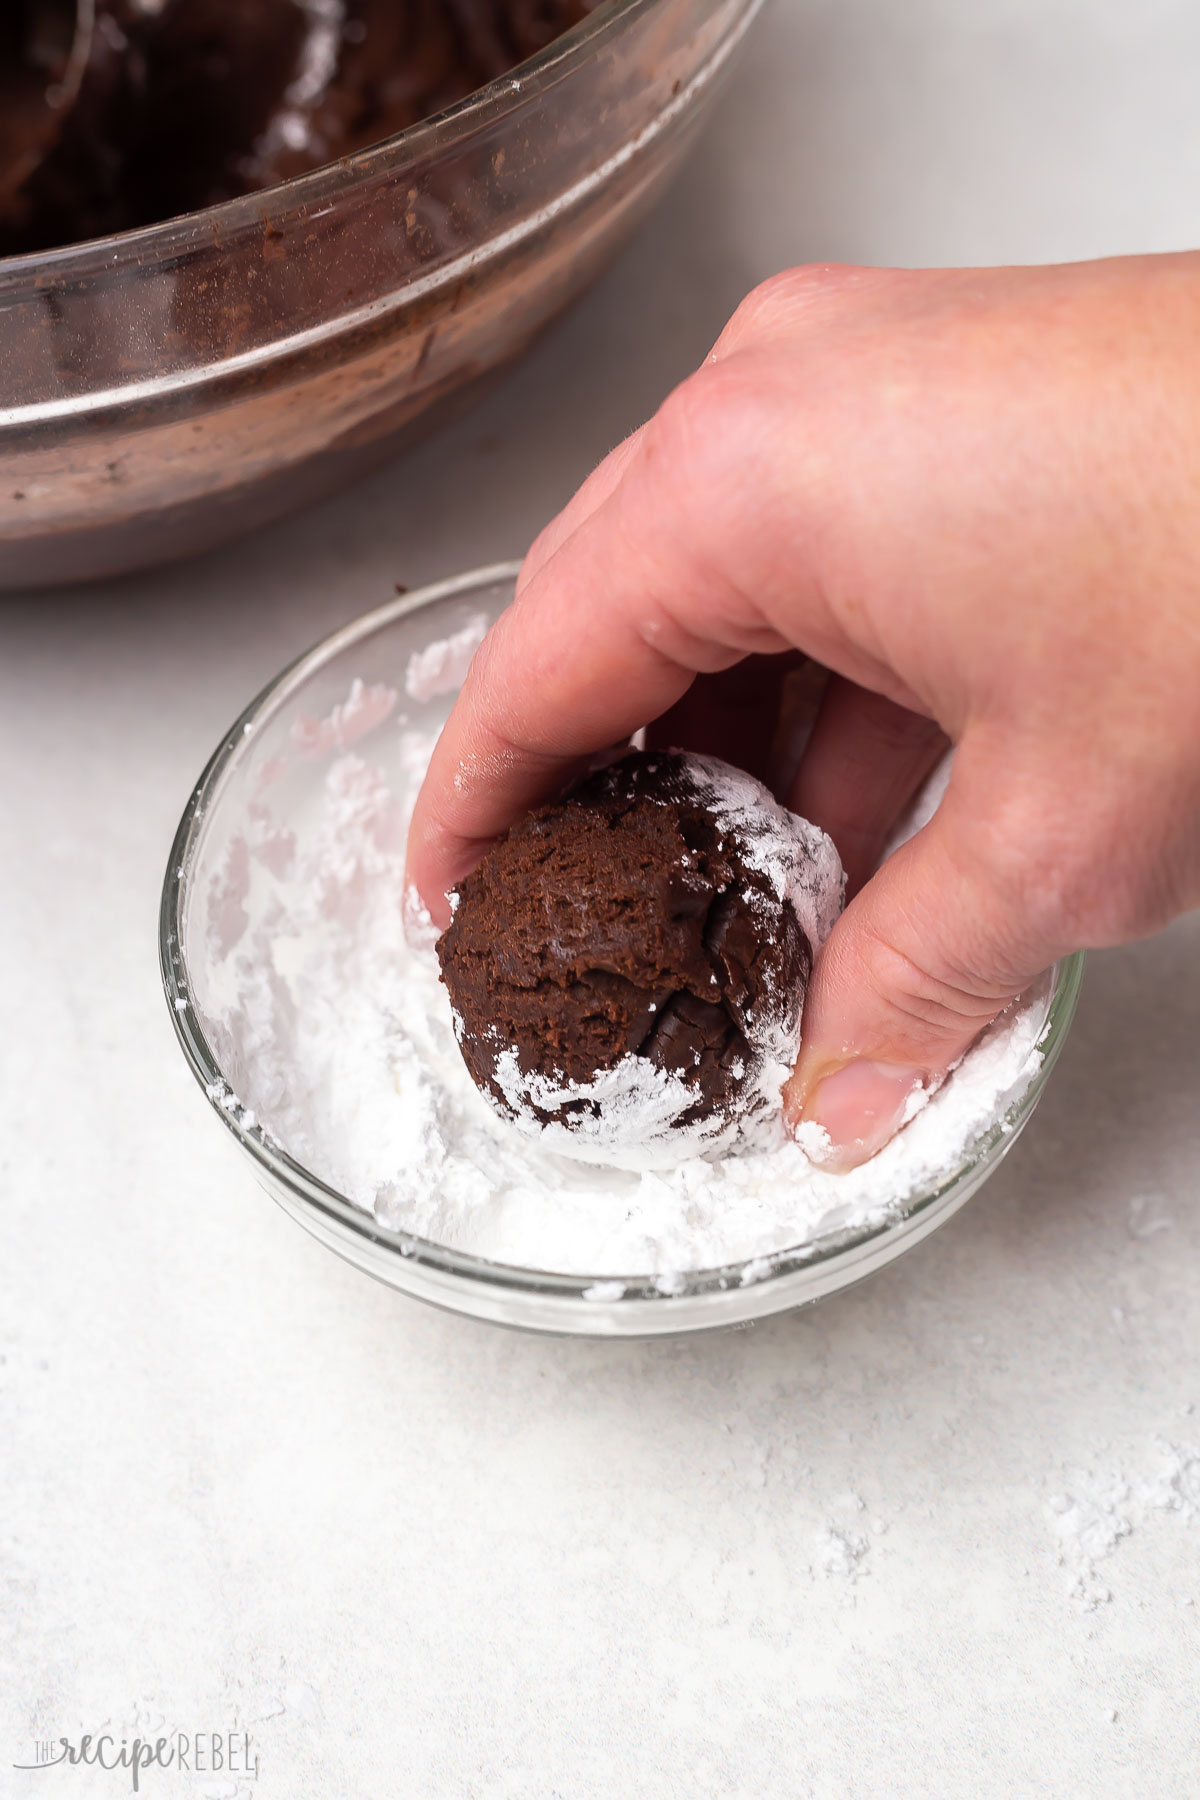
[403, 355, 894, 923]
[404, 553, 751, 925]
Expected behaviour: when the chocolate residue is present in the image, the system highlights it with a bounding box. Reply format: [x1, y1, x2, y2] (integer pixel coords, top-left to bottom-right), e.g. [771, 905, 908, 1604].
[0, 0, 602, 256]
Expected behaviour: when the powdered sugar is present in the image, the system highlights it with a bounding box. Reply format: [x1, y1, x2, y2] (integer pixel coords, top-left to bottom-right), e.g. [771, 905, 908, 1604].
[193, 677, 1051, 1279]
[404, 612, 489, 702]
[1046, 1440, 1200, 1608]
[492, 1048, 747, 1169]
[682, 750, 844, 946]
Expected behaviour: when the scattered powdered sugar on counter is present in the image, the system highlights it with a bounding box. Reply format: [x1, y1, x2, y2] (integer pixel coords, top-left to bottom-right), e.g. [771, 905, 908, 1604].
[195, 683, 1051, 1278]
[813, 1524, 871, 1581]
[1046, 1439, 1200, 1608]
[1127, 1191, 1174, 1239]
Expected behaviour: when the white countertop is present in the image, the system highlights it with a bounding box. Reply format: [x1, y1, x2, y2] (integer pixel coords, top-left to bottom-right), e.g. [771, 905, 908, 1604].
[3, 2, 1199, 1794]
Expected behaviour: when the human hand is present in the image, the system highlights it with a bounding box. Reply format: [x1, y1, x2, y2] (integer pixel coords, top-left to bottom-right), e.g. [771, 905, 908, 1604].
[407, 255, 1200, 1167]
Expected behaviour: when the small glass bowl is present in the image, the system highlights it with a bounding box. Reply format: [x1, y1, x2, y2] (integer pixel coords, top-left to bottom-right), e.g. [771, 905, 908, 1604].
[160, 563, 1085, 1338]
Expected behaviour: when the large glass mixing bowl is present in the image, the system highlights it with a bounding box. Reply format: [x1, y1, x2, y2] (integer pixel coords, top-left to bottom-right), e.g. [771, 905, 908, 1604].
[160, 564, 1085, 1339]
[0, 0, 762, 589]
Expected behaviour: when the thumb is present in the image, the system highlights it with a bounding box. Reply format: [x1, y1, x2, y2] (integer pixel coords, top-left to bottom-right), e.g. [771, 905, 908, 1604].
[784, 793, 1062, 1170]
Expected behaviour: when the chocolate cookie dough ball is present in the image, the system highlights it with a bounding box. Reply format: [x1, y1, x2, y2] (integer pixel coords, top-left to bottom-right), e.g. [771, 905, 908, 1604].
[436, 751, 844, 1166]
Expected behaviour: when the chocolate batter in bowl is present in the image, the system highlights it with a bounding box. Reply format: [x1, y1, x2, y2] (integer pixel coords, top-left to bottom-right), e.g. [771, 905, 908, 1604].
[0, 0, 764, 588]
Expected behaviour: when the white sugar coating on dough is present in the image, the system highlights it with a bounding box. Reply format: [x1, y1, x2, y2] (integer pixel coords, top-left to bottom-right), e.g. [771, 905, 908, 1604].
[200, 692, 1049, 1278]
[677, 751, 845, 955]
[492, 1045, 750, 1170]
[477, 750, 846, 1170]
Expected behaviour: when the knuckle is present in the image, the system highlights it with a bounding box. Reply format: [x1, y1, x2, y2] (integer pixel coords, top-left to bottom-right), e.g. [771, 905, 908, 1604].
[642, 362, 765, 502]
[518, 524, 555, 585]
[718, 270, 808, 348]
[855, 925, 1011, 1046]
[967, 808, 1134, 951]
[643, 367, 710, 468]
[639, 359, 828, 634]
[713, 265, 861, 356]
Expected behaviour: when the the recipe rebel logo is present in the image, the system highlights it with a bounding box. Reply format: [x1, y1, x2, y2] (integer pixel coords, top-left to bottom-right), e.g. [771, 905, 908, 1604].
[12, 1728, 259, 1790]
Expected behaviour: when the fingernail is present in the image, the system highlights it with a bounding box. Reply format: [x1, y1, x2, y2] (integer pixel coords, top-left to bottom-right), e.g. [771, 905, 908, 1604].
[793, 1061, 928, 1172]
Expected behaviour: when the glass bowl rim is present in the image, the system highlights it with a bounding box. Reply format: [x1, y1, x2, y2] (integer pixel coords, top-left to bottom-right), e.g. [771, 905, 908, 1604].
[0, 0, 680, 284]
[159, 561, 1086, 1312]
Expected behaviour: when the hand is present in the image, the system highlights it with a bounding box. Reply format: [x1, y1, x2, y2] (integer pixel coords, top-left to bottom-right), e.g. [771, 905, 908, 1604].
[407, 255, 1200, 1167]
